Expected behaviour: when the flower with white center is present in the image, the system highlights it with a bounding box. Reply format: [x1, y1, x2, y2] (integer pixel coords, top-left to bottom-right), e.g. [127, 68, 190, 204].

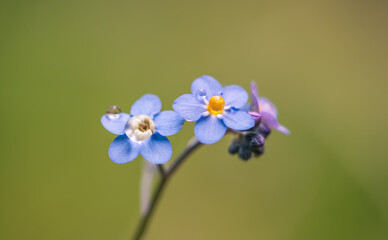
[101, 94, 184, 164]
[125, 115, 156, 142]
[173, 75, 255, 144]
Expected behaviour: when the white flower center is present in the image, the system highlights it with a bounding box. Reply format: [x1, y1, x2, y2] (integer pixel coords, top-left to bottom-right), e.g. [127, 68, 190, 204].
[125, 115, 155, 142]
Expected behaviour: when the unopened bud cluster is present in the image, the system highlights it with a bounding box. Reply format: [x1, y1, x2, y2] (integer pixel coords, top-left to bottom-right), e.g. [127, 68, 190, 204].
[228, 121, 272, 161]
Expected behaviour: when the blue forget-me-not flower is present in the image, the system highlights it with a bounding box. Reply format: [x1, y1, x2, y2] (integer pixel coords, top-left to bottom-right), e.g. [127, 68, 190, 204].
[173, 75, 255, 144]
[101, 94, 184, 164]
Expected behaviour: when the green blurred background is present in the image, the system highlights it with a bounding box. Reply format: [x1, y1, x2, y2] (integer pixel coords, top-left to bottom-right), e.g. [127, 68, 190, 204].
[1, 0, 387, 239]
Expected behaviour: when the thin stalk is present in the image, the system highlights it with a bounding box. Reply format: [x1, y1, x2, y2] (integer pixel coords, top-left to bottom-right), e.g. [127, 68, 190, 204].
[156, 164, 165, 178]
[132, 137, 202, 240]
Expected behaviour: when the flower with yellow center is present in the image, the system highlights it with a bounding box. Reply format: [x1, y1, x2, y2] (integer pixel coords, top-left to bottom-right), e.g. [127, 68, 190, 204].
[173, 75, 256, 144]
[207, 95, 225, 115]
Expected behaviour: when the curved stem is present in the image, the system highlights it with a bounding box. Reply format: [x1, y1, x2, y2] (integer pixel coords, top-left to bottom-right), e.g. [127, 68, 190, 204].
[167, 137, 202, 176]
[132, 137, 202, 240]
[156, 164, 166, 178]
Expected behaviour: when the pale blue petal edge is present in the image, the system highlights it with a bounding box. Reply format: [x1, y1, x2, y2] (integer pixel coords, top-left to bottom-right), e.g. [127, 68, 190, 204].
[140, 133, 172, 164]
[101, 113, 130, 135]
[153, 110, 185, 136]
[191, 75, 223, 99]
[131, 94, 162, 117]
[109, 135, 141, 164]
[222, 110, 255, 131]
[194, 116, 227, 144]
[222, 85, 249, 109]
[173, 94, 207, 121]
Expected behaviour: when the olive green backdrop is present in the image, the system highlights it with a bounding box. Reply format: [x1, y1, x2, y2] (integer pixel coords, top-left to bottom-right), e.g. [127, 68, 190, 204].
[0, 0, 387, 239]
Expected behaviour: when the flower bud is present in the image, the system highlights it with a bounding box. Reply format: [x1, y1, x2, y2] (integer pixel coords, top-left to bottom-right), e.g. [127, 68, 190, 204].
[228, 139, 241, 155]
[252, 145, 265, 156]
[258, 123, 271, 138]
[238, 144, 252, 161]
[249, 134, 265, 148]
[248, 111, 262, 125]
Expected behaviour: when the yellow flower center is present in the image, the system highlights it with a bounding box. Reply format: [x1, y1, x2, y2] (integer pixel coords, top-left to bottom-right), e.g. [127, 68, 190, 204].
[207, 95, 225, 115]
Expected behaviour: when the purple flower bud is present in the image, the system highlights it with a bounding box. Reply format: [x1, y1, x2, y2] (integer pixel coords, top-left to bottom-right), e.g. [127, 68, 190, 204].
[248, 111, 262, 125]
[249, 134, 265, 148]
[258, 124, 271, 138]
[250, 81, 290, 135]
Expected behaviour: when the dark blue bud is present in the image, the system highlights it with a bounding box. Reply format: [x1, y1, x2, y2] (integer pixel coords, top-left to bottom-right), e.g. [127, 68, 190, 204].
[238, 144, 252, 161]
[244, 132, 256, 141]
[249, 134, 265, 148]
[252, 145, 265, 156]
[228, 139, 241, 155]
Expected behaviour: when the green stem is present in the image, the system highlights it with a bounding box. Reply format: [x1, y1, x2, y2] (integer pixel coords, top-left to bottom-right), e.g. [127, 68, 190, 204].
[132, 137, 202, 240]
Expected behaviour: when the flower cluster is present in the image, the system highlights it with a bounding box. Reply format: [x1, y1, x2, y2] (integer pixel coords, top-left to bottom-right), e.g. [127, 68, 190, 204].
[101, 76, 289, 164]
[228, 82, 290, 160]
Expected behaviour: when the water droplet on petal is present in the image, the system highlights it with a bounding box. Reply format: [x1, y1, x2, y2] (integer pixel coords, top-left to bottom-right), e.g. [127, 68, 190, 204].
[196, 89, 207, 97]
[106, 105, 121, 114]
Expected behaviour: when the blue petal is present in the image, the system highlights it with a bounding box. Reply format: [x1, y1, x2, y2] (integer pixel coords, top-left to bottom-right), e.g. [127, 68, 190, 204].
[239, 104, 251, 112]
[222, 85, 249, 108]
[191, 75, 223, 99]
[153, 110, 185, 136]
[101, 113, 130, 135]
[109, 135, 141, 164]
[194, 116, 226, 144]
[173, 94, 207, 121]
[140, 133, 173, 164]
[130, 94, 162, 117]
[222, 110, 255, 131]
